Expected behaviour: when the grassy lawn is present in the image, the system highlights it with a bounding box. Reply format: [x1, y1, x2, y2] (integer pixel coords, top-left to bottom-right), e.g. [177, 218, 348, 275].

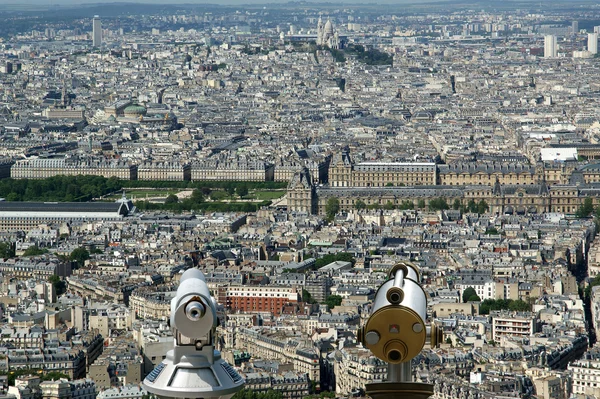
[251, 190, 286, 200]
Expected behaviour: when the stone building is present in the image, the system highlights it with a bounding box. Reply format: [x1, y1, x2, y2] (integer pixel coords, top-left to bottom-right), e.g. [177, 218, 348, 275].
[438, 162, 537, 186]
[128, 284, 175, 320]
[328, 152, 437, 187]
[11, 158, 137, 180]
[332, 347, 387, 396]
[234, 327, 320, 386]
[191, 159, 274, 182]
[288, 168, 600, 216]
[137, 161, 191, 181]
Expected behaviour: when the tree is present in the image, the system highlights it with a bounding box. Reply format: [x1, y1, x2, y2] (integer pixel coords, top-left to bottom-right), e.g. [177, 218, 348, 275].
[165, 194, 179, 204]
[324, 295, 343, 310]
[225, 184, 236, 197]
[477, 200, 489, 215]
[462, 287, 477, 303]
[236, 185, 249, 198]
[576, 197, 594, 218]
[485, 227, 499, 235]
[467, 199, 478, 213]
[302, 289, 315, 304]
[0, 242, 14, 259]
[508, 299, 530, 312]
[355, 199, 366, 210]
[48, 275, 66, 296]
[399, 201, 414, 210]
[479, 298, 531, 315]
[429, 198, 449, 211]
[23, 245, 48, 257]
[468, 294, 481, 302]
[70, 247, 90, 269]
[325, 197, 340, 221]
[384, 201, 395, 210]
[191, 189, 205, 203]
[417, 199, 426, 209]
[452, 199, 462, 210]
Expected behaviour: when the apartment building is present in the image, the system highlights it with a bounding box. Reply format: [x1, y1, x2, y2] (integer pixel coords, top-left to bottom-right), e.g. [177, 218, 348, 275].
[234, 327, 320, 384]
[333, 347, 387, 396]
[492, 312, 537, 342]
[225, 285, 299, 316]
[568, 349, 600, 397]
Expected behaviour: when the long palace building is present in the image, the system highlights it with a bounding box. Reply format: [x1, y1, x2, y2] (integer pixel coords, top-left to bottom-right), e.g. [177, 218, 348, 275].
[288, 168, 600, 216]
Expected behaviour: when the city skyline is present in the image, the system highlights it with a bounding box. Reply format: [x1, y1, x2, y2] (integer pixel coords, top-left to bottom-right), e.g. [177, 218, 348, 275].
[0, 1, 599, 399]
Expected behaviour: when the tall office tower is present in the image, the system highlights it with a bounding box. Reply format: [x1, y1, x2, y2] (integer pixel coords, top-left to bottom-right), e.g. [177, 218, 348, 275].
[544, 35, 557, 58]
[572, 20, 579, 34]
[92, 15, 102, 47]
[589, 33, 599, 54]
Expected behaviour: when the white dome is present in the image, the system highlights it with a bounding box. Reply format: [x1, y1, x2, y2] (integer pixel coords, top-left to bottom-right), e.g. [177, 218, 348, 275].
[324, 19, 334, 35]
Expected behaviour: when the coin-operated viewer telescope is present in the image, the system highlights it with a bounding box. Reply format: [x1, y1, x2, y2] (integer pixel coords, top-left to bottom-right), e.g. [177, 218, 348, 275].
[357, 262, 442, 399]
[142, 268, 245, 399]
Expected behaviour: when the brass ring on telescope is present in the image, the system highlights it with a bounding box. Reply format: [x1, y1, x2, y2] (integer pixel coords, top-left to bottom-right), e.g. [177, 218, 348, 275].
[386, 287, 404, 305]
[389, 261, 420, 282]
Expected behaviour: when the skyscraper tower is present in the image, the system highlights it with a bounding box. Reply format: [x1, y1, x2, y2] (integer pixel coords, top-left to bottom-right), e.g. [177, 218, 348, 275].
[92, 15, 102, 47]
[572, 20, 579, 35]
[589, 33, 598, 55]
[544, 35, 557, 58]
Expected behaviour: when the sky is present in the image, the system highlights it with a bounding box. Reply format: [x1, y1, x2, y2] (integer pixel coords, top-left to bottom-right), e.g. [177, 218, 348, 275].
[0, 0, 462, 4]
[0, 0, 566, 8]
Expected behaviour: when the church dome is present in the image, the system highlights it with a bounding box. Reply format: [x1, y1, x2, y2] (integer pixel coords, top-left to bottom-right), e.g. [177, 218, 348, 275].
[324, 19, 334, 35]
[124, 104, 147, 117]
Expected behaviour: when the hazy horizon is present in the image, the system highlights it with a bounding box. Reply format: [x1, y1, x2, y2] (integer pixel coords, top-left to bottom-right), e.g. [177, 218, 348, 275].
[0, 0, 549, 4]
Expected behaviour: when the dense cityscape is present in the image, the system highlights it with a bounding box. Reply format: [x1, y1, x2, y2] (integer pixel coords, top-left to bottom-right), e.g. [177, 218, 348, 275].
[3, 0, 600, 398]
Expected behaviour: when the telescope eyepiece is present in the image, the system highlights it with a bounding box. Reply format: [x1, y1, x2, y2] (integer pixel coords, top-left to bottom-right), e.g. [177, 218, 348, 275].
[185, 301, 205, 322]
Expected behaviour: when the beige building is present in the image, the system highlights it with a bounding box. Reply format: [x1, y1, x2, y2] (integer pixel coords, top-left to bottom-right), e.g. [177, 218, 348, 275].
[137, 161, 191, 181]
[129, 285, 175, 320]
[40, 380, 72, 399]
[289, 168, 600, 217]
[334, 347, 387, 396]
[191, 159, 275, 182]
[438, 163, 537, 186]
[11, 158, 137, 180]
[329, 152, 436, 187]
[568, 352, 600, 398]
[42, 107, 85, 119]
[234, 327, 320, 385]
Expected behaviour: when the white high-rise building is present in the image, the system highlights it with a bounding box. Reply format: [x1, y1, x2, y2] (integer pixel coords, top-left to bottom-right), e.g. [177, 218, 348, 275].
[92, 15, 102, 47]
[589, 33, 598, 54]
[544, 35, 557, 58]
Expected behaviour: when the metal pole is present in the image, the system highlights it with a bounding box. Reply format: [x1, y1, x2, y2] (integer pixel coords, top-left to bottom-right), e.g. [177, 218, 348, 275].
[387, 362, 412, 383]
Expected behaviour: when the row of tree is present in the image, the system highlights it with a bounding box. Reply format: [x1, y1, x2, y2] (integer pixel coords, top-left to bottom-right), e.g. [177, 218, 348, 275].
[135, 198, 272, 213]
[462, 288, 531, 314]
[0, 176, 286, 203]
[301, 290, 344, 310]
[0, 175, 122, 202]
[122, 180, 286, 190]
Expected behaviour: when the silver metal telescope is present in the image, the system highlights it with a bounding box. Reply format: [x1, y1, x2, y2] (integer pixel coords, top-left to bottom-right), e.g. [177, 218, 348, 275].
[142, 268, 245, 399]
